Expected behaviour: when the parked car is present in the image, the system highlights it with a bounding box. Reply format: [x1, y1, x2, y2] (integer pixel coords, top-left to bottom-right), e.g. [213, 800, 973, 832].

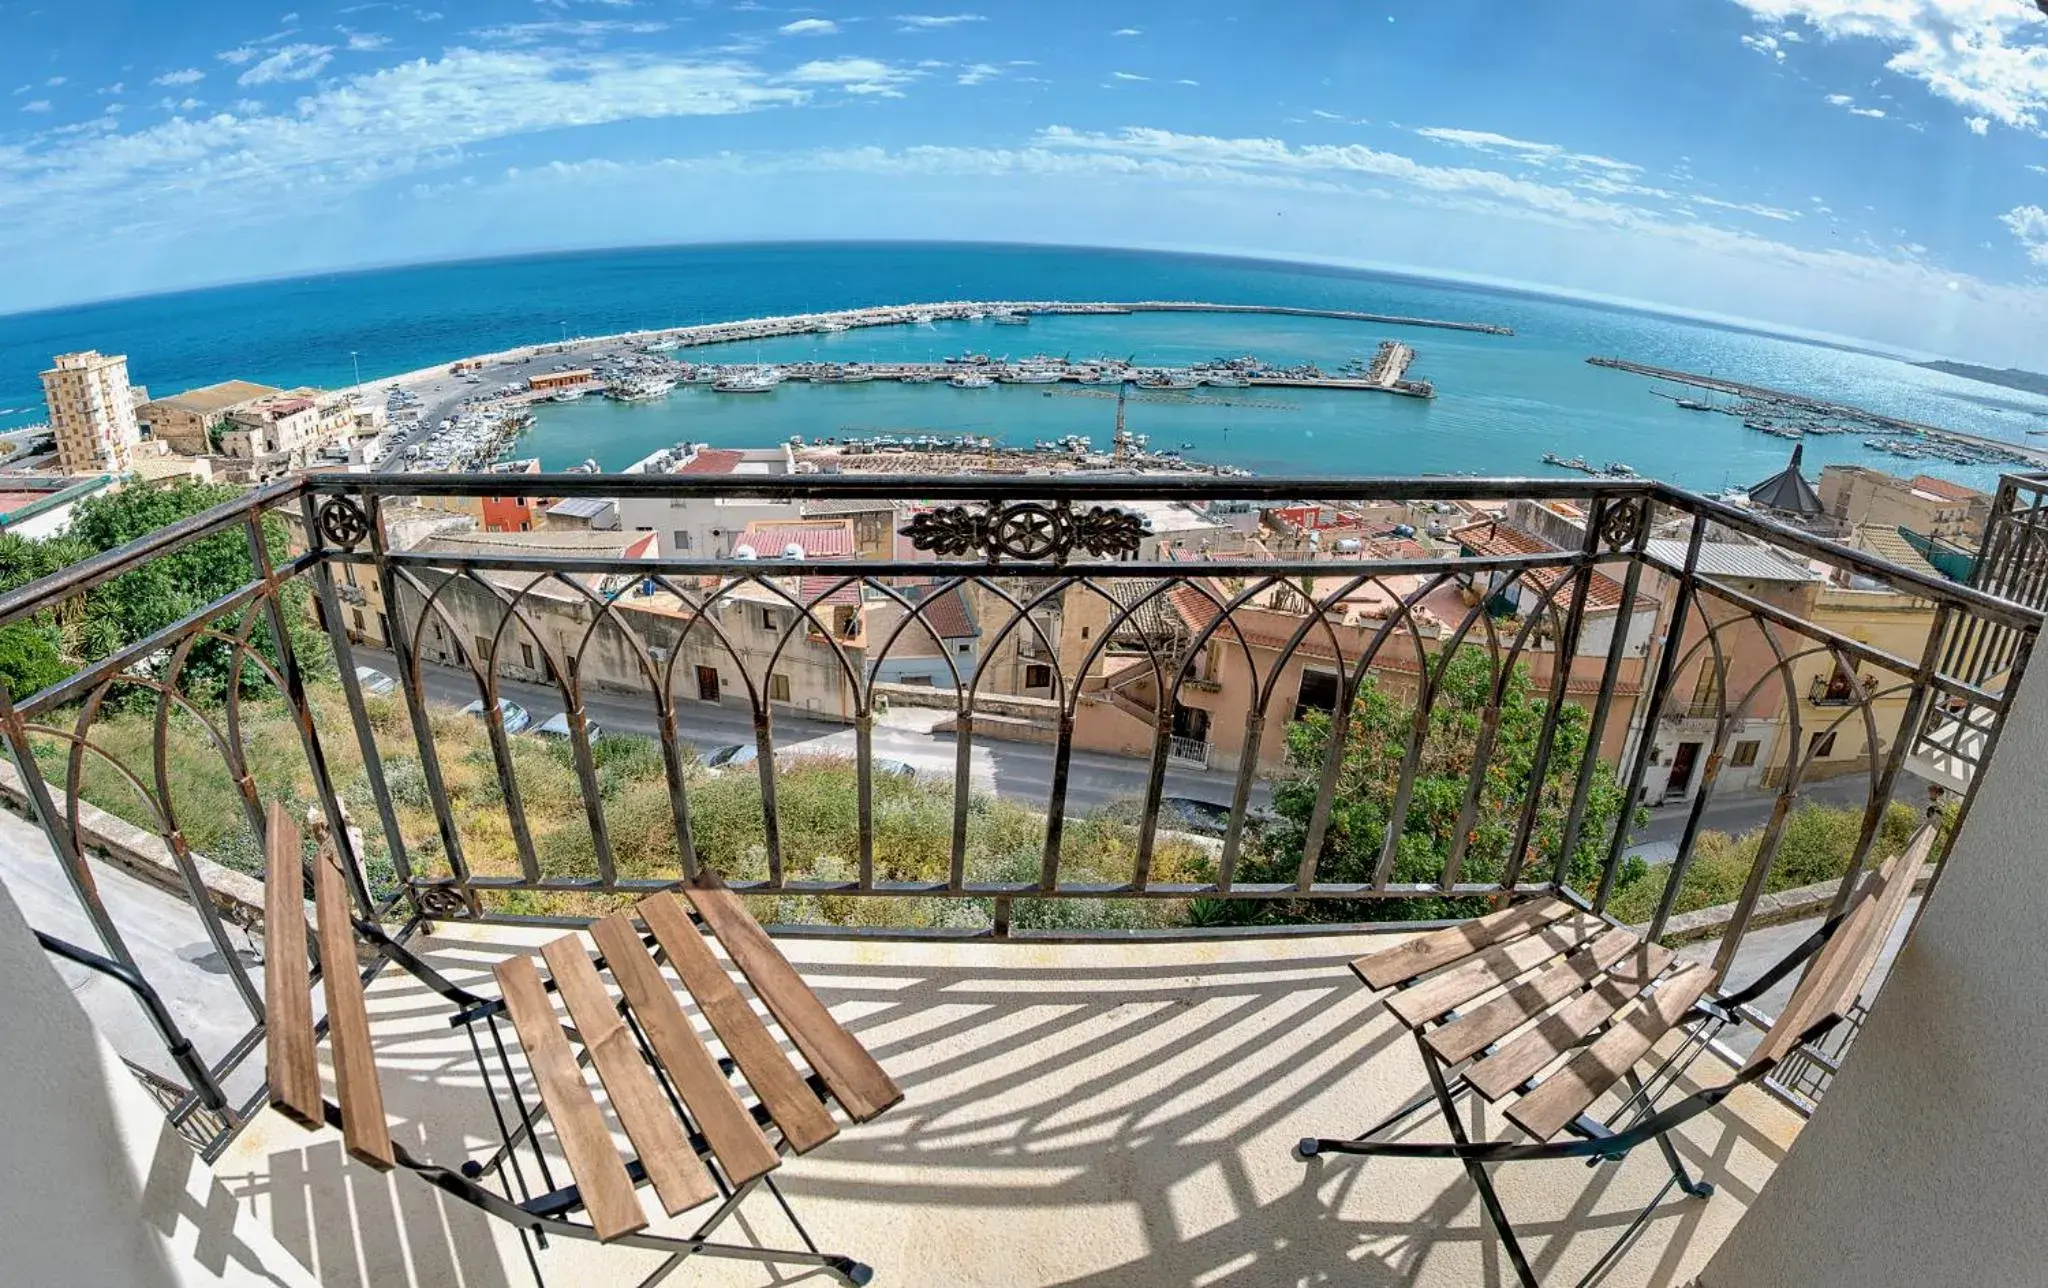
[1160, 796, 1234, 837]
[700, 743, 757, 772]
[532, 712, 599, 741]
[873, 758, 919, 779]
[353, 666, 397, 697]
[459, 697, 531, 734]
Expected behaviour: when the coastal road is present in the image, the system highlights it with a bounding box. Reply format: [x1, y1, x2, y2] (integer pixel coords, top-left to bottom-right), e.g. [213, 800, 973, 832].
[346, 647, 1264, 815]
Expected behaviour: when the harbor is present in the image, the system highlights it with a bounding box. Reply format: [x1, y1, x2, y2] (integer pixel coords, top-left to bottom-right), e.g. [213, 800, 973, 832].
[1588, 355, 2048, 469]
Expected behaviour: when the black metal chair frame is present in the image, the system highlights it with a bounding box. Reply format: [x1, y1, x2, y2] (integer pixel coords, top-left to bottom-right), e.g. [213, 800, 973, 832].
[347, 915, 873, 1288]
[1296, 906, 1852, 1288]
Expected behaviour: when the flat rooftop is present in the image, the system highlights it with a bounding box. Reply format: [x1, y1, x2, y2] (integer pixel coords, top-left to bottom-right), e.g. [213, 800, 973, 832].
[214, 922, 1801, 1287]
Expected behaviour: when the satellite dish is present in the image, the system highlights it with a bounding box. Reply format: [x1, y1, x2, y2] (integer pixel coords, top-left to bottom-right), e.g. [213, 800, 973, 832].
[783, 542, 806, 560]
[733, 544, 759, 560]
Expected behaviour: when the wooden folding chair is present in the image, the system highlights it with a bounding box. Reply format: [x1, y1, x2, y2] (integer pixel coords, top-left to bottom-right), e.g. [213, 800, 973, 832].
[1297, 819, 1934, 1288]
[263, 803, 900, 1287]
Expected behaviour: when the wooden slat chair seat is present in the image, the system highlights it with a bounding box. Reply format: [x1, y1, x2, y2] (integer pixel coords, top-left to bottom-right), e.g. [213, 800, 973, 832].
[263, 809, 893, 1286]
[1297, 821, 1937, 1288]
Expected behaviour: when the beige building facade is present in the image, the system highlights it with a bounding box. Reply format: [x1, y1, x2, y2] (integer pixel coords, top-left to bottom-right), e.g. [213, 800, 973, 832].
[135, 380, 282, 455]
[40, 350, 142, 475]
[1817, 465, 1990, 545]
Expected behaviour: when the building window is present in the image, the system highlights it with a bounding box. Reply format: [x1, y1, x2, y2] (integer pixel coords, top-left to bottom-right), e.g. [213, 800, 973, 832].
[351, 609, 365, 634]
[1025, 664, 1052, 689]
[759, 607, 776, 633]
[673, 530, 691, 551]
[1080, 626, 1090, 640]
[1730, 739, 1760, 768]
[342, 563, 357, 588]
[432, 623, 444, 642]
[957, 642, 972, 654]
[520, 642, 535, 670]
[1808, 731, 1837, 760]
[475, 635, 491, 662]
[769, 673, 791, 702]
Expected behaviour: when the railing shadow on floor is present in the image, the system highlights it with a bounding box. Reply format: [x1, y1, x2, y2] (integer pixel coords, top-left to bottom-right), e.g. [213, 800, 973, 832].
[214, 925, 1799, 1288]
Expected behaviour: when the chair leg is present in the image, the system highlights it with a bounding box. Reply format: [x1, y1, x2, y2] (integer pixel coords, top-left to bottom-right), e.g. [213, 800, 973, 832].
[1418, 1032, 1540, 1288]
[628, 1173, 871, 1288]
[1622, 1069, 1713, 1200]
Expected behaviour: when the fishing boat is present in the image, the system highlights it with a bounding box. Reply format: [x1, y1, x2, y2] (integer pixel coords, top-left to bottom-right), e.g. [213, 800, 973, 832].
[840, 363, 875, 383]
[898, 371, 936, 384]
[713, 372, 777, 394]
[1604, 462, 1637, 477]
[1001, 366, 1064, 384]
[912, 311, 935, 325]
[991, 311, 1030, 326]
[1201, 373, 1250, 388]
[548, 388, 587, 403]
[813, 320, 849, 333]
[949, 372, 996, 389]
[606, 375, 676, 403]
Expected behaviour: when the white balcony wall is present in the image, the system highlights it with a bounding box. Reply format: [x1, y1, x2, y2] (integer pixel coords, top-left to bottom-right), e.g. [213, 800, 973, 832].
[1702, 656, 2048, 1286]
[0, 881, 319, 1288]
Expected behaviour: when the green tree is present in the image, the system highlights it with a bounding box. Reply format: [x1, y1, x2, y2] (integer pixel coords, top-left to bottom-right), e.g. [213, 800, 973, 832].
[1231, 648, 1640, 924]
[0, 480, 329, 702]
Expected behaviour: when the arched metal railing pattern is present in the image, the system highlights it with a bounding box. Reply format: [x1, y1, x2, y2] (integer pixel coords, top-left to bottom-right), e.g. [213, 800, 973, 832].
[1, 472, 2042, 1146]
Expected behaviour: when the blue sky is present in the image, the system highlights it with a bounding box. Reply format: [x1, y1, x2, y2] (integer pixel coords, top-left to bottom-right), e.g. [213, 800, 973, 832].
[2, 0, 2047, 362]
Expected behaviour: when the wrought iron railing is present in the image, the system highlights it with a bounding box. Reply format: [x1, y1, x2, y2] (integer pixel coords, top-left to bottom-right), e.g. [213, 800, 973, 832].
[1, 470, 2042, 1145]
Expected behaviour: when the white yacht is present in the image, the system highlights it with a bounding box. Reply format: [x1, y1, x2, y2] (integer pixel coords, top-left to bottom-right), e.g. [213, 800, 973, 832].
[991, 311, 1030, 326]
[813, 320, 850, 333]
[713, 372, 778, 394]
[949, 372, 996, 389]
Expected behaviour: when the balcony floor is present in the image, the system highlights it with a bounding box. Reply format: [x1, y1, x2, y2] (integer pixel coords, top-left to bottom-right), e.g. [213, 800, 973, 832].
[213, 922, 1803, 1288]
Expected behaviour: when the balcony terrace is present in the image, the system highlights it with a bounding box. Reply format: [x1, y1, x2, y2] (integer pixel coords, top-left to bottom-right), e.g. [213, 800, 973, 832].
[2, 468, 2044, 1288]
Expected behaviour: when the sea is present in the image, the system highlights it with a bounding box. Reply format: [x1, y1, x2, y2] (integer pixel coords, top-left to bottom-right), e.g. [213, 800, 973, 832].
[4, 241, 2044, 493]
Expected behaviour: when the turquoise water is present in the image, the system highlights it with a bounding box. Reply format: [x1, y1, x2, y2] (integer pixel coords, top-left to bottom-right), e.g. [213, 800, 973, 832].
[4, 242, 2043, 490]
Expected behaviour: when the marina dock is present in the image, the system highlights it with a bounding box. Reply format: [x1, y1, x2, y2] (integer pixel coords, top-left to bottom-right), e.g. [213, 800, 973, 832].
[1587, 356, 2048, 468]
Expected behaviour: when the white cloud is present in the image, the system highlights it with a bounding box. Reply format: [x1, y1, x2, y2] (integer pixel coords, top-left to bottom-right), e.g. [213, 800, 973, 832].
[1412, 126, 1639, 177]
[159, 96, 203, 112]
[238, 43, 335, 86]
[1967, 115, 1989, 134]
[1850, 105, 1887, 117]
[217, 46, 261, 66]
[1728, 0, 2048, 133]
[894, 13, 984, 28]
[2002, 203, 2048, 262]
[343, 30, 391, 52]
[47, 76, 68, 87]
[780, 19, 840, 36]
[0, 48, 810, 238]
[21, 100, 51, 113]
[1111, 71, 1148, 81]
[1741, 32, 1787, 61]
[1174, 78, 1199, 86]
[956, 62, 1001, 85]
[785, 57, 917, 96]
[1692, 194, 1801, 220]
[1113, 27, 1141, 36]
[1825, 92, 1854, 105]
[475, 19, 666, 44]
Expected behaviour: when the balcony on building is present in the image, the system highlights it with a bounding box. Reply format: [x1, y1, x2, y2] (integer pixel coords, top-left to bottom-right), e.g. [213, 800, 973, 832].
[2, 466, 2046, 1288]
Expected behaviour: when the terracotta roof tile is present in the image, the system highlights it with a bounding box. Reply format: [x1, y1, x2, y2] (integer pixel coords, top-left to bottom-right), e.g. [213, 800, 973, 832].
[675, 449, 743, 476]
[739, 521, 854, 558]
[1448, 519, 1625, 609]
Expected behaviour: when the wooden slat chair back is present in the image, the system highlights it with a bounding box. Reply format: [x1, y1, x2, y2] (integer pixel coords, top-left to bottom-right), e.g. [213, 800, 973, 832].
[1744, 821, 1931, 1071]
[263, 814, 896, 1282]
[1301, 819, 1940, 1288]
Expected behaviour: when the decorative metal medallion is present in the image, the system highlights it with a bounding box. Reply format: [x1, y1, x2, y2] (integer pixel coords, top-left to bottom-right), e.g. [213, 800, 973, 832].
[1598, 497, 1648, 552]
[416, 885, 467, 918]
[900, 499, 1149, 563]
[316, 496, 372, 549]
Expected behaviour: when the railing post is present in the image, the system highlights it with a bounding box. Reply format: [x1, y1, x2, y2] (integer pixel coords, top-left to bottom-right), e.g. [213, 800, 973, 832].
[1610, 517, 1704, 929]
[298, 493, 416, 913]
[246, 508, 377, 917]
[363, 492, 477, 915]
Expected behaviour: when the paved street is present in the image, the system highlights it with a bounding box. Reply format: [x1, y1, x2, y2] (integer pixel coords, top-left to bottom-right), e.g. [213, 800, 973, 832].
[347, 647, 1265, 815]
